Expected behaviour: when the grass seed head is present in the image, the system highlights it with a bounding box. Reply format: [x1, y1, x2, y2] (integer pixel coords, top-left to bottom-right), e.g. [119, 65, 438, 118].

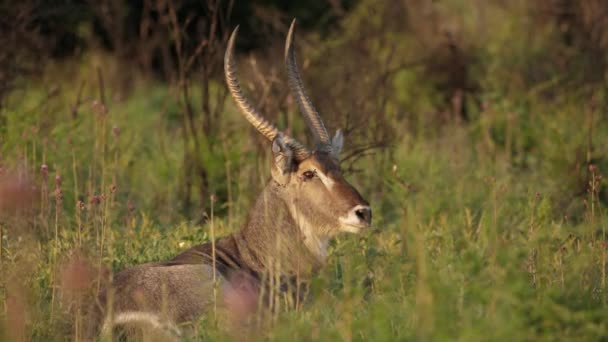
[589, 164, 598, 173]
[112, 125, 120, 138]
[40, 164, 48, 183]
[89, 195, 101, 206]
[127, 200, 135, 213]
[77, 200, 85, 211]
[91, 100, 108, 117]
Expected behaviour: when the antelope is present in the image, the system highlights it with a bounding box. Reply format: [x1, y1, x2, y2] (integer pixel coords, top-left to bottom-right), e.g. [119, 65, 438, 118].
[89, 20, 372, 338]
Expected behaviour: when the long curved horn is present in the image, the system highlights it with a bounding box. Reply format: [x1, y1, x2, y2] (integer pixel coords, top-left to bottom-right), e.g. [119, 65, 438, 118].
[225, 26, 310, 160]
[284, 19, 331, 147]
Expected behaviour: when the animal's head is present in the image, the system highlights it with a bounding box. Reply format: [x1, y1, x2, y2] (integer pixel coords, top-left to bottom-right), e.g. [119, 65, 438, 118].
[225, 20, 371, 237]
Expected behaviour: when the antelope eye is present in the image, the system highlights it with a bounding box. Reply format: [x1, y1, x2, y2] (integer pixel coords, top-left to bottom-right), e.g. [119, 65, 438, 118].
[302, 170, 316, 180]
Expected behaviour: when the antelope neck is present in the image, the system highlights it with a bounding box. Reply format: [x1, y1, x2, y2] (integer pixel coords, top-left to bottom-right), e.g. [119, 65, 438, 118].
[169, 182, 324, 296]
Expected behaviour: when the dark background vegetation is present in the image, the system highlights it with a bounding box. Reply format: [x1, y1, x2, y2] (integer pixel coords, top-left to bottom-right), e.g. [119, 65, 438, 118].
[1, 0, 608, 340]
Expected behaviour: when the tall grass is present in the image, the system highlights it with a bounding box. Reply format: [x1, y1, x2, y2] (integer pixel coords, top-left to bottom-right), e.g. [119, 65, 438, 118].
[1, 68, 605, 340]
[0, 1, 607, 339]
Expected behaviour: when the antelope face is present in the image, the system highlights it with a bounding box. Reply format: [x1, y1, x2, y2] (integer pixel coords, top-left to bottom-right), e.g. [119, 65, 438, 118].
[271, 135, 372, 236]
[294, 153, 371, 234]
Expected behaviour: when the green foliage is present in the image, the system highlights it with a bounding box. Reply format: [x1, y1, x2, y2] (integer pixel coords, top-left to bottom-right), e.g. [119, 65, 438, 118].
[1, 0, 608, 340]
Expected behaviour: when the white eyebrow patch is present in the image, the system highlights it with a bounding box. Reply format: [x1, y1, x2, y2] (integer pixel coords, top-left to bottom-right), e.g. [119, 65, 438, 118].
[315, 170, 335, 189]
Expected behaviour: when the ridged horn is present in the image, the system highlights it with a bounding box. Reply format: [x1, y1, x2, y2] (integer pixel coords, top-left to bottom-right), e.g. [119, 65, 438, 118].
[285, 19, 331, 148]
[225, 26, 311, 160]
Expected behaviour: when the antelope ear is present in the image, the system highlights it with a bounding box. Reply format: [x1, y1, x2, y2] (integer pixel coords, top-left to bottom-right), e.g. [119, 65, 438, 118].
[331, 129, 344, 158]
[271, 134, 295, 186]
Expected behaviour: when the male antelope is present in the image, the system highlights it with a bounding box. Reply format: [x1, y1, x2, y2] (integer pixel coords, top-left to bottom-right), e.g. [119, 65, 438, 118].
[91, 20, 372, 337]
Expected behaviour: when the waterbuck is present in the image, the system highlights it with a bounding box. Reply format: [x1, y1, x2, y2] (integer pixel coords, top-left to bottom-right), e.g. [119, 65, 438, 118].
[91, 20, 372, 338]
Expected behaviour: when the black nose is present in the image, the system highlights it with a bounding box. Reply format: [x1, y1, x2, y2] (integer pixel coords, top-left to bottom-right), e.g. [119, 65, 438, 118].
[355, 206, 372, 224]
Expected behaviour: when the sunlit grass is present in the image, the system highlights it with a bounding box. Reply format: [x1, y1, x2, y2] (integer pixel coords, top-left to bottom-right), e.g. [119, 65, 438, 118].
[1, 47, 607, 342]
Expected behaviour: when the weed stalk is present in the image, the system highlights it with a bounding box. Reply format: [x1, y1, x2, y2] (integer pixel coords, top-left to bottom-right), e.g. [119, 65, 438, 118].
[210, 194, 218, 326]
[51, 174, 63, 320]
